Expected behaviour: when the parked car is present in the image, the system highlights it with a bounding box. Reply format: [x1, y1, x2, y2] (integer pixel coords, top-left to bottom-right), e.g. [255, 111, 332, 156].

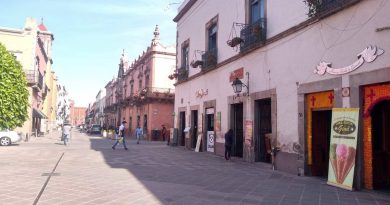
[0, 129, 22, 146]
[88, 124, 101, 134]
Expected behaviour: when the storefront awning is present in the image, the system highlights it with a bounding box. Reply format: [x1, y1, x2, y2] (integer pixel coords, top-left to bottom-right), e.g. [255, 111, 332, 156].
[33, 108, 48, 119]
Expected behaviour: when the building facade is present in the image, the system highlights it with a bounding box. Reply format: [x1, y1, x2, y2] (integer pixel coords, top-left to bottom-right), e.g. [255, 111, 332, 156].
[173, 0, 389, 190]
[0, 18, 56, 136]
[94, 89, 106, 127]
[104, 26, 176, 140]
[69, 100, 86, 126]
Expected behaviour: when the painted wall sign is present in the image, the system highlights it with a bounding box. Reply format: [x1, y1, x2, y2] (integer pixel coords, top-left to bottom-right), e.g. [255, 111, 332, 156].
[245, 120, 253, 146]
[229, 67, 244, 82]
[327, 108, 360, 191]
[195, 89, 208, 98]
[342, 87, 350, 97]
[314, 46, 384, 75]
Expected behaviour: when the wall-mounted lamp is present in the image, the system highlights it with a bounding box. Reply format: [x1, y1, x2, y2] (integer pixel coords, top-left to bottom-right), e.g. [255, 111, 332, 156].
[231, 72, 249, 96]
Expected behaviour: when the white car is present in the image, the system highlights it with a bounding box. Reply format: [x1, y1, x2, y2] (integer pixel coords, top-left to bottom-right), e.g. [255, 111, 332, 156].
[0, 130, 22, 146]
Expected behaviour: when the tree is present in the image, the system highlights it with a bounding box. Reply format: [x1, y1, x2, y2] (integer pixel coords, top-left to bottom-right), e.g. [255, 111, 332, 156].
[0, 43, 29, 130]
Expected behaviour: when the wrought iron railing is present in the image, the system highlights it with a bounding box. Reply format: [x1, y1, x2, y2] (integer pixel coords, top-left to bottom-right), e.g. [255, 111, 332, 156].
[201, 48, 218, 69]
[177, 67, 189, 82]
[309, 0, 360, 17]
[25, 70, 43, 90]
[240, 18, 267, 52]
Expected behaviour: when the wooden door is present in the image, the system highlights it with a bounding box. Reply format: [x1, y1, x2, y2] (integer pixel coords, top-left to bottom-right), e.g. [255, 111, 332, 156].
[191, 110, 198, 149]
[372, 100, 390, 189]
[231, 103, 243, 157]
[255, 99, 272, 163]
[311, 110, 332, 177]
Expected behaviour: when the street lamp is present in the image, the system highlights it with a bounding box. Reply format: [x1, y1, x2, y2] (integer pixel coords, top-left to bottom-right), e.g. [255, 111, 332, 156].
[231, 72, 249, 95]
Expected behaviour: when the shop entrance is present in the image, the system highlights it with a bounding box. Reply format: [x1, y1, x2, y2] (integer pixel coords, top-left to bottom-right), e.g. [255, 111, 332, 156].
[254, 99, 272, 163]
[231, 103, 243, 158]
[179, 111, 186, 146]
[372, 100, 390, 189]
[191, 110, 198, 149]
[311, 110, 332, 177]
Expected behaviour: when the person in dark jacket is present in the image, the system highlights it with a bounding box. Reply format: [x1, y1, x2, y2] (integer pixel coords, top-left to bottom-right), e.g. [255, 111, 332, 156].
[224, 129, 233, 160]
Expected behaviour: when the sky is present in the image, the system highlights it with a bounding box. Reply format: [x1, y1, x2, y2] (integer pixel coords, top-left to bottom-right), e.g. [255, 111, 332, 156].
[1, 0, 182, 107]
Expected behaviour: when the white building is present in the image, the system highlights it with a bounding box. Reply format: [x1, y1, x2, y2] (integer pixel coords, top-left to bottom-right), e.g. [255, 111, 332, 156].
[95, 89, 106, 127]
[173, 0, 390, 190]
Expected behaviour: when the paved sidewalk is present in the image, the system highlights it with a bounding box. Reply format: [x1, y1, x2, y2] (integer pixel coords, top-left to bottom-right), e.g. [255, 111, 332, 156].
[0, 130, 389, 205]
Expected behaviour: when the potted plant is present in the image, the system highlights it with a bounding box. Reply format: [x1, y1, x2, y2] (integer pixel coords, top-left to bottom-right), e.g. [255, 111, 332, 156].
[227, 37, 243, 47]
[191, 60, 203, 68]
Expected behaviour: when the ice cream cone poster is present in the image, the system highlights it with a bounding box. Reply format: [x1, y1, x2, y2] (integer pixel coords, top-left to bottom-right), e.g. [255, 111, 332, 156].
[327, 108, 359, 190]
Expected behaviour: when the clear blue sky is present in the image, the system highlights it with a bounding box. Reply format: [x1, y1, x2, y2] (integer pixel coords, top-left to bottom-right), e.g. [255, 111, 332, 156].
[1, 0, 181, 107]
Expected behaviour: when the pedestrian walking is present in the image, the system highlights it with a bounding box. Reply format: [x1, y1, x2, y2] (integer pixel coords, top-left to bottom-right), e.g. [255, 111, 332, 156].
[112, 121, 128, 150]
[62, 122, 72, 146]
[224, 129, 233, 160]
[135, 125, 143, 144]
[161, 124, 167, 141]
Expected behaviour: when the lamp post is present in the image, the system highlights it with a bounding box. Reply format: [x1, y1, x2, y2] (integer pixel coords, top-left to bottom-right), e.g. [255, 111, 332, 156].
[232, 72, 249, 96]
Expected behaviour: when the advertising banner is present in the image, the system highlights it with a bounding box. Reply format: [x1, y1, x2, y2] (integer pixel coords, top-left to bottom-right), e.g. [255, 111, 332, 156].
[245, 120, 253, 146]
[327, 108, 359, 190]
[207, 131, 215, 152]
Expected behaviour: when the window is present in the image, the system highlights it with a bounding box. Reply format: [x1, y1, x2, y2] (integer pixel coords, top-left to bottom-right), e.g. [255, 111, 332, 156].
[181, 44, 189, 70]
[130, 83, 134, 95]
[208, 24, 217, 52]
[145, 75, 149, 88]
[250, 0, 265, 23]
[138, 80, 142, 90]
[137, 115, 140, 127]
[143, 114, 148, 132]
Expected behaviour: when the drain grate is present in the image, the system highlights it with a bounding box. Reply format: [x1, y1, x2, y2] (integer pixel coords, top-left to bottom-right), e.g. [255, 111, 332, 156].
[41, 173, 61, 176]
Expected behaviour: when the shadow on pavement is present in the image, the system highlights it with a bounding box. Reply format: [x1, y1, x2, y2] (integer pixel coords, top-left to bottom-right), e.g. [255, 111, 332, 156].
[88, 136, 390, 205]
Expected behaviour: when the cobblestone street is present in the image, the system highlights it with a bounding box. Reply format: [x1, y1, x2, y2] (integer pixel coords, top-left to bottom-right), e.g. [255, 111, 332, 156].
[0, 130, 389, 205]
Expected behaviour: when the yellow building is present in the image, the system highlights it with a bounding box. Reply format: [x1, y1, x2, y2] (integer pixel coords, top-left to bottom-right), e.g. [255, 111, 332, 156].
[0, 17, 55, 136]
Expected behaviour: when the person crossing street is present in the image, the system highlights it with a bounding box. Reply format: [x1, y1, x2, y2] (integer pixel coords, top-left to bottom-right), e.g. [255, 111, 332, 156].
[112, 121, 128, 150]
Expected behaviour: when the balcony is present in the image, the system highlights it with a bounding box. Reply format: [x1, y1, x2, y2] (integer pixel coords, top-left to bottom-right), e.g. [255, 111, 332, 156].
[140, 87, 174, 99]
[42, 84, 49, 99]
[240, 18, 267, 52]
[177, 67, 188, 82]
[201, 48, 217, 70]
[307, 0, 361, 17]
[25, 70, 43, 91]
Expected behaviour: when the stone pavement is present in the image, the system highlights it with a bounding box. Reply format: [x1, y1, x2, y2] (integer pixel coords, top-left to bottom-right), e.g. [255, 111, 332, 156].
[0, 130, 389, 205]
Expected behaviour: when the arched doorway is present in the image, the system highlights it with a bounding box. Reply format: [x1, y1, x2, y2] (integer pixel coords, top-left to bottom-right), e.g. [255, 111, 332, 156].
[371, 100, 390, 189]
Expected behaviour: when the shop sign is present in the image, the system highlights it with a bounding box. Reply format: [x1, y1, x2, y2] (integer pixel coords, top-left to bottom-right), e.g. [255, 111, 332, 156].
[207, 131, 215, 152]
[196, 89, 208, 98]
[314, 46, 384, 75]
[327, 108, 360, 191]
[245, 120, 253, 146]
[229, 67, 244, 82]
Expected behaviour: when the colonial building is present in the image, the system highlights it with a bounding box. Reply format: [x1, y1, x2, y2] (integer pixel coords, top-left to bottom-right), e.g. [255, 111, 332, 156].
[0, 18, 57, 136]
[104, 26, 176, 140]
[94, 89, 106, 127]
[173, 0, 389, 190]
[69, 100, 86, 126]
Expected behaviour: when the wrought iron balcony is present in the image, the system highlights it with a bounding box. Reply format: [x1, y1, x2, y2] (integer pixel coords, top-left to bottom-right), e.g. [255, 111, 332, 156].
[308, 0, 361, 17]
[240, 18, 267, 52]
[177, 67, 189, 82]
[25, 70, 43, 91]
[201, 48, 218, 70]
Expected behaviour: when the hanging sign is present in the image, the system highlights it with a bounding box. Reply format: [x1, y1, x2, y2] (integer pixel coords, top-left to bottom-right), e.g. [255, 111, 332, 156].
[327, 108, 359, 191]
[229, 67, 244, 82]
